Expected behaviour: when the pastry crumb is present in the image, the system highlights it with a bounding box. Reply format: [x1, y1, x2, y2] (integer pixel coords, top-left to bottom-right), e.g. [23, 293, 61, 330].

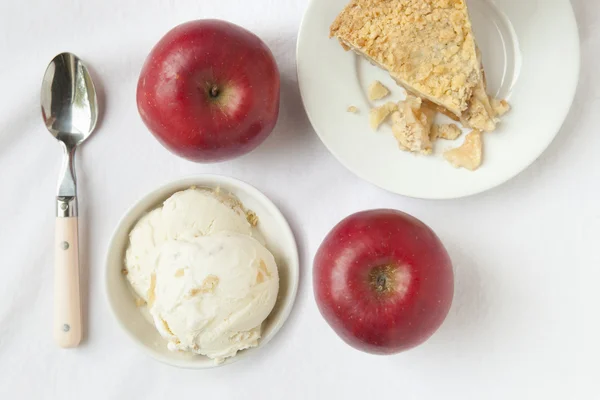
[347, 105, 359, 113]
[246, 210, 259, 226]
[135, 298, 146, 307]
[121, 268, 128, 276]
[161, 318, 174, 336]
[369, 102, 397, 130]
[432, 124, 462, 141]
[368, 80, 390, 101]
[391, 95, 435, 154]
[491, 98, 511, 117]
[256, 259, 272, 284]
[189, 275, 220, 296]
[174, 268, 185, 277]
[461, 83, 498, 132]
[444, 130, 483, 171]
[147, 273, 156, 307]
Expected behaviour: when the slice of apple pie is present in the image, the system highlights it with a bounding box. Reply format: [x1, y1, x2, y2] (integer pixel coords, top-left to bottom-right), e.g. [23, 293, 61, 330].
[330, 0, 507, 132]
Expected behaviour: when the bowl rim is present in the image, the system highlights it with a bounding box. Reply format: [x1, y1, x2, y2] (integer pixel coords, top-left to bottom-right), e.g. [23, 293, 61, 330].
[104, 174, 300, 369]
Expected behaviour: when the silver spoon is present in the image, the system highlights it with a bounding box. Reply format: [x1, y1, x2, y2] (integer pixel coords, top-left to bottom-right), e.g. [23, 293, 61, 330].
[41, 52, 98, 348]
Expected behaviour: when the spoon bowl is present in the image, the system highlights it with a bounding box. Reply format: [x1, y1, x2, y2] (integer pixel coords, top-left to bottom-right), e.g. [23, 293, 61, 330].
[41, 53, 98, 147]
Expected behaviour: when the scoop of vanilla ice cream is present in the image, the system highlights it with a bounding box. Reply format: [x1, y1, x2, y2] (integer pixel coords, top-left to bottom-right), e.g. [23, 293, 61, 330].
[148, 232, 279, 362]
[125, 188, 252, 300]
[124, 187, 279, 363]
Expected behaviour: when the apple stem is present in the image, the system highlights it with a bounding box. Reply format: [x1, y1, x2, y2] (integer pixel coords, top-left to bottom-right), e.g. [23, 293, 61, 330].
[370, 265, 396, 295]
[209, 85, 220, 98]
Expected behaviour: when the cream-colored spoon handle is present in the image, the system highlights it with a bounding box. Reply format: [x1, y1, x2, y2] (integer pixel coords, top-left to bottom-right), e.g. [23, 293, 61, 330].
[54, 216, 82, 348]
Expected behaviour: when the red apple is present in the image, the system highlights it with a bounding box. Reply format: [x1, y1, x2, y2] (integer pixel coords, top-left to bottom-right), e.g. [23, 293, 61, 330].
[137, 20, 280, 162]
[313, 209, 454, 354]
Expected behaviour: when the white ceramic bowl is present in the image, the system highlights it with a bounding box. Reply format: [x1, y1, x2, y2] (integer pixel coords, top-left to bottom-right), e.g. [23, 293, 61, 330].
[105, 175, 299, 368]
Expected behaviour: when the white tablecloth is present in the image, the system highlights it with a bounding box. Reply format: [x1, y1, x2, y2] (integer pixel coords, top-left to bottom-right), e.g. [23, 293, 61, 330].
[0, 0, 598, 398]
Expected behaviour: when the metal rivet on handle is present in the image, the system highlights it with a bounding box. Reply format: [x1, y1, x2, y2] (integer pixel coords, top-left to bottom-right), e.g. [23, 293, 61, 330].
[60, 241, 69, 250]
[63, 324, 70, 332]
[60, 202, 68, 211]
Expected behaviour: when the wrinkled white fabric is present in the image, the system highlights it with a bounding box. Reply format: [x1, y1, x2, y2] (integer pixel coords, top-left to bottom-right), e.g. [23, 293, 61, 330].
[0, 0, 598, 399]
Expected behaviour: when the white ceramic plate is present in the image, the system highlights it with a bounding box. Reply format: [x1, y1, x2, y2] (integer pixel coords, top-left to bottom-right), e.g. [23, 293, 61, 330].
[297, 0, 580, 199]
[105, 175, 299, 368]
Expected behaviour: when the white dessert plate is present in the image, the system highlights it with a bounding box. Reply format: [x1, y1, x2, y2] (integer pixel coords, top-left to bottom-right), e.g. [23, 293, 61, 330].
[105, 175, 299, 369]
[297, 0, 580, 199]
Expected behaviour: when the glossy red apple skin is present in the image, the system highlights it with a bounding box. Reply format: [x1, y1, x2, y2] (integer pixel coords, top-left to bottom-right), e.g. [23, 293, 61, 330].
[313, 209, 454, 355]
[137, 20, 280, 162]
